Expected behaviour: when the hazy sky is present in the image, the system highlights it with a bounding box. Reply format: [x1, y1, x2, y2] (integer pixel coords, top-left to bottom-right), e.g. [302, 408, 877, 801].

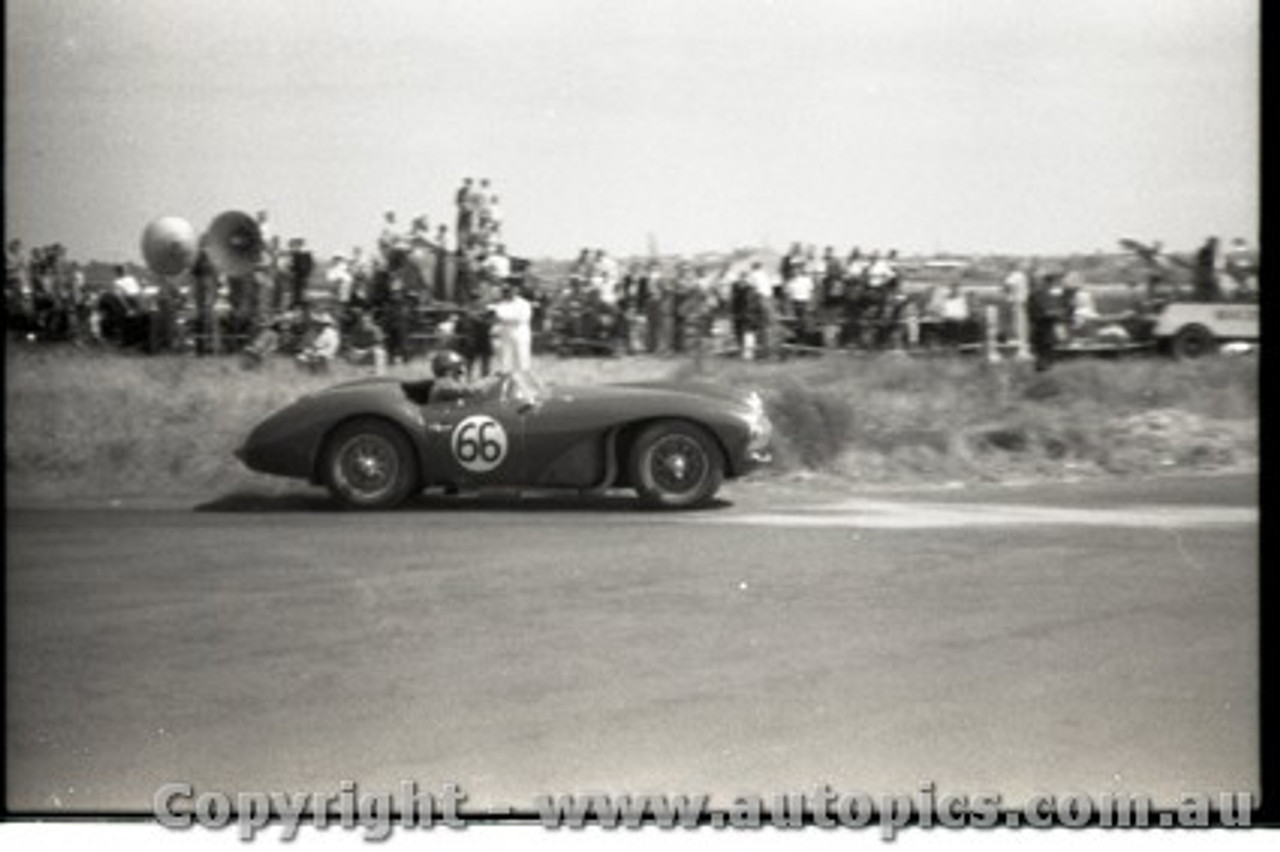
[5, 0, 1258, 263]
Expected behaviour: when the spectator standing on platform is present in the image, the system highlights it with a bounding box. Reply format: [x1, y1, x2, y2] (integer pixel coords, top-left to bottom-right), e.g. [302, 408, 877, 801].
[485, 194, 504, 237]
[464, 180, 488, 249]
[405, 216, 436, 297]
[434, 225, 456, 303]
[378, 211, 407, 267]
[473, 180, 493, 244]
[455, 179, 476, 247]
[482, 243, 512, 288]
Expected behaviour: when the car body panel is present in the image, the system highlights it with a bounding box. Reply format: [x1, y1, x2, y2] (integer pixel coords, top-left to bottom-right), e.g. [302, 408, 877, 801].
[236, 379, 428, 482]
[418, 396, 527, 487]
[1152, 302, 1259, 341]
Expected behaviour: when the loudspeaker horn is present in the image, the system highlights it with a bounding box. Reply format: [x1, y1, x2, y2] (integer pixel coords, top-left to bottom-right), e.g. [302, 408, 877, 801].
[205, 210, 265, 276]
[140, 216, 200, 276]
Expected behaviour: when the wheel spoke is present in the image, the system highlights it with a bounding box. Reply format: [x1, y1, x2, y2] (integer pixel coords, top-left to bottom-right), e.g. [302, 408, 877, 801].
[339, 436, 398, 497]
[650, 435, 707, 494]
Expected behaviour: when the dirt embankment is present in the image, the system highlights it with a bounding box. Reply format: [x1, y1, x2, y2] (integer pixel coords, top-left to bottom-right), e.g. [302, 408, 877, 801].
[5, 344, 1257, 503]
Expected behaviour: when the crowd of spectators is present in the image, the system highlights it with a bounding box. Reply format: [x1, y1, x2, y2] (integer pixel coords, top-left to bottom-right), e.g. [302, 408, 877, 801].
[543, 243, 911, 357]
[5, 240, 95, 344]
[4, 177, 538, 375]
[540, 236, 1258, 365]
[5, 212, 1258, 374]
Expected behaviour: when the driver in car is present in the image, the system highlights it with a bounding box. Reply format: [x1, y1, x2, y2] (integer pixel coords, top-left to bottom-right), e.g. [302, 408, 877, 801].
[428, 350, 479, 404]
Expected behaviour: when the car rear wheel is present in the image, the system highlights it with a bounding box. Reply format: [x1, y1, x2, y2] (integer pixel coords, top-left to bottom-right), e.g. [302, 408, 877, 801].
[322, 419, 417, 509]
[630, 420, 724, 509]
[1170, 324, 1217, 360]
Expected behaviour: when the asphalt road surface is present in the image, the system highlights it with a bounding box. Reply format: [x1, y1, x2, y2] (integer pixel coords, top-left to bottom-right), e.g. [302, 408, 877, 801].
[6, 473, 1257, 814]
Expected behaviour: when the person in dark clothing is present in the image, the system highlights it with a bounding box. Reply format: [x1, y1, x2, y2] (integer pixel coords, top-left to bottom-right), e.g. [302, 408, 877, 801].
[729, 273, 753, 351]
[453, 306, 494, 379]
[1026, 274, 1063, 371]
[379, 294, 412, 365]
[1193, 237, 1221, 302]
[821, 246, 844, 307]
[289, 239, 315, 307]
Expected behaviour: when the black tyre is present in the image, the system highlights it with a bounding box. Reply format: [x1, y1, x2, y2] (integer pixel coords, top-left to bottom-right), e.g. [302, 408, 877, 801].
[321, 419, 418, 509]
[1170, 324, 1217, 360]
[630, 420, 724, 509]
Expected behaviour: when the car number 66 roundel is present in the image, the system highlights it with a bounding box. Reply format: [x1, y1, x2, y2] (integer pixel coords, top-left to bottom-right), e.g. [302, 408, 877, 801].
[450, 415, 509, 473]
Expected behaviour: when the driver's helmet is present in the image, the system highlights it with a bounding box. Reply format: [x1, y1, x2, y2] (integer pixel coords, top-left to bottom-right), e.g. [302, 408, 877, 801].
[431, 349, 466, 379]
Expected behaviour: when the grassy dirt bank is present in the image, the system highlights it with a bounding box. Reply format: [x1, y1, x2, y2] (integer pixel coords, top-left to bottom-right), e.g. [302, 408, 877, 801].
[5, 343, 1256, 503]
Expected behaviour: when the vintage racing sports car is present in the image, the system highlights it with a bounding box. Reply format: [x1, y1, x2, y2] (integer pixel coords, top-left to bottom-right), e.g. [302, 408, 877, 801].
[235, 371, 773, 509]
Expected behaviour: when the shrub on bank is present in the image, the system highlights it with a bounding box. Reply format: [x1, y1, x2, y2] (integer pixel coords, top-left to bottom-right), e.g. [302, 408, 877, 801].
[681, 353, 1256, 483]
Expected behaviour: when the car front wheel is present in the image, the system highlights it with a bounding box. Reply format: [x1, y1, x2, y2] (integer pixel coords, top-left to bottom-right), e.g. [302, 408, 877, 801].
[630, 420, 724, 509]
[322, 419, 418, 509]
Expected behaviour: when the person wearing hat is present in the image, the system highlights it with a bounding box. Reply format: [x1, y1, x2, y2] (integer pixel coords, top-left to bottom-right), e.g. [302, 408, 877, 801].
[296, 309, 341, 372]
[326, 252, 354, 306]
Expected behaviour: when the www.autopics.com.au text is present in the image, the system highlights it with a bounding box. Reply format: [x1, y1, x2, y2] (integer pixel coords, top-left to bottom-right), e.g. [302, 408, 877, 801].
[152, 780, 1253, 840]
